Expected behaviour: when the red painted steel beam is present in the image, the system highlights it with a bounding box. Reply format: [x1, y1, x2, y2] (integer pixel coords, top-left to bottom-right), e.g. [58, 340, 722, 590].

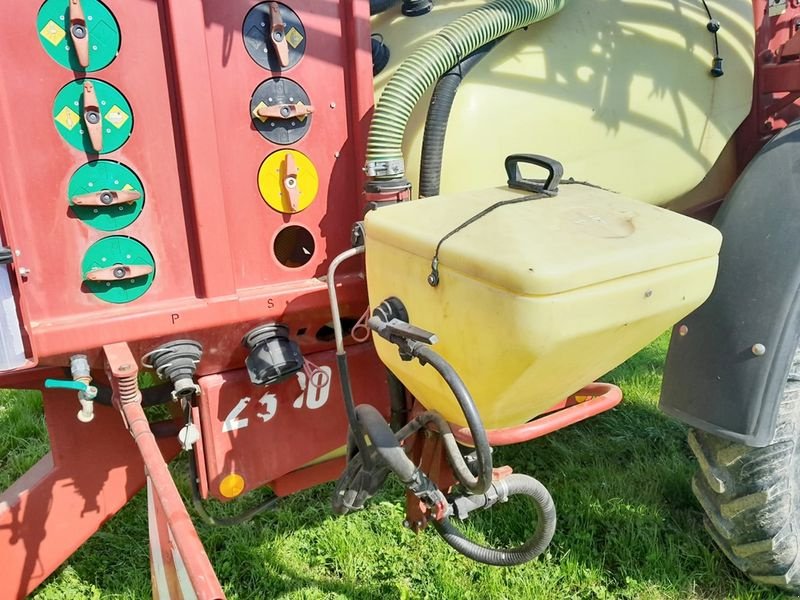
[452, 383, 623, 447]
[0, 389, 180, 599]
[105, 342, 224, 599]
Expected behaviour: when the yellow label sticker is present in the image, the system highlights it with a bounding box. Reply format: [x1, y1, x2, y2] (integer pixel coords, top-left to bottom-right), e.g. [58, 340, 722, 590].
[295, 101, 308, 123]
[40, 20, 66, 47]
[105, 105, 129, 129]
[286, 27, 304, 49]
[122, 184, 135, 191]
[55, 106, 80, 131]
[252, 101, 269, 123]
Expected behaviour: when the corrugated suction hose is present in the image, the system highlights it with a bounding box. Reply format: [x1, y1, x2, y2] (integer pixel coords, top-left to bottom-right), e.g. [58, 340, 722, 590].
[365, 0, 568, 179]
[433, 473, 556, 566]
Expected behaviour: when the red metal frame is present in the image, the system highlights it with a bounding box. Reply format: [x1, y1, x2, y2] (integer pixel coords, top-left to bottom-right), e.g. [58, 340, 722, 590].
[451, 383, 623, 447]
[0, 375, 181, 599]
[193, 342, 390, 500]
[0, 0, 374, 374]
[736, 0, 800, 166]
[105, 342, 224, 599]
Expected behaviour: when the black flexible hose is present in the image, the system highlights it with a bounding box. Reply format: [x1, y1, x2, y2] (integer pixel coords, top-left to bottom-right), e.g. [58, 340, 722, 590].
[395, 411, 485, 494]
[386, 369, 409, 431]
[432, 474, 556, 566]
[355, 404, 418, 482]
[418, 41, 498, 198]
[412, 344, 493, 494]
[371, 0, 399, 14]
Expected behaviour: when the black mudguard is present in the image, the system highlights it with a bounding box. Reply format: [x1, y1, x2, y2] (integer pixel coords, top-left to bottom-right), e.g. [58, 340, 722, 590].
[659, 120, 800, 447]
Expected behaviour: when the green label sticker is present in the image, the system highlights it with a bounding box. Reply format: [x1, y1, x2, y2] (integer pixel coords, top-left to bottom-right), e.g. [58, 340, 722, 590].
[37, 0, 120, 72]
[82, 236, 155, 304]
[53, 79, 133, 154]
[68, 161, 145, 231]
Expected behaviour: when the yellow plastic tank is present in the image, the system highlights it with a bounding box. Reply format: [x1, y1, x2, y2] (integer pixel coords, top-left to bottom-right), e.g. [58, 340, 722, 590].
[365, 183, 722, 428]
[372, 0, 755, 206]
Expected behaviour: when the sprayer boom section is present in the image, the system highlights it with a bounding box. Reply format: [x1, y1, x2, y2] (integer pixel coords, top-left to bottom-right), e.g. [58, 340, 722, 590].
[0, 0, 797, 597]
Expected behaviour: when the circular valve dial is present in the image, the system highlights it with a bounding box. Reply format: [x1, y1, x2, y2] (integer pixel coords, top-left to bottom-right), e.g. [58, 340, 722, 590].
[53, 78, 133, 154]
[243, 2, 306, 71]
[68, 160, 145, 231]
[37, 0, 120, 72]
[81, 236, 155, 303]
[251, 78, 313, 145]
[257, 149, 318, 214]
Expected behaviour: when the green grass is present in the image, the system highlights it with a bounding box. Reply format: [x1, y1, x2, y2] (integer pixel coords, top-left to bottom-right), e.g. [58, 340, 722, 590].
[0, 334, 789, 599]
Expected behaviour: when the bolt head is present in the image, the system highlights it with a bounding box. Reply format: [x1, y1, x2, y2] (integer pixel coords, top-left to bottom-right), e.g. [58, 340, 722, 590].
[752, 343, 766, 356]
[678, 324, 689, 336]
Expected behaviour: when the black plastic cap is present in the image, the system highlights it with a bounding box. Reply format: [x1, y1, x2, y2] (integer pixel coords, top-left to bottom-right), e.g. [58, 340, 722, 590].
[710, 56, 724, 78]
[243, 324, 304, 386]
[371, 36, 390, 76]
[401, 0, 432, 16]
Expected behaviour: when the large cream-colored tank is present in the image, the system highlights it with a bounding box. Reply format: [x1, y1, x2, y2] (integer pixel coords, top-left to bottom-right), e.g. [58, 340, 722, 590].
[372, 0, 755, 206]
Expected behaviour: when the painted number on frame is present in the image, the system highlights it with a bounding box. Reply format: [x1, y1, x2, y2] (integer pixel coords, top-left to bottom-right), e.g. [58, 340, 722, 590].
[221, 366, 332, 433]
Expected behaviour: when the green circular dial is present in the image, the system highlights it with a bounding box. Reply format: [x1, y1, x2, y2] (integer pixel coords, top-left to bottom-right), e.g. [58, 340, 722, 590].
[37, 0, 120, 72]
[82, 236, 155, 304]
[68, 161, 144, 231]
[53, 79, 133, 154]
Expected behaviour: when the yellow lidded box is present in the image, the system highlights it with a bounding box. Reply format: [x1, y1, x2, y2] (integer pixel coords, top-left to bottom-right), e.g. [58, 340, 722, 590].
[364, 184, 722, 429]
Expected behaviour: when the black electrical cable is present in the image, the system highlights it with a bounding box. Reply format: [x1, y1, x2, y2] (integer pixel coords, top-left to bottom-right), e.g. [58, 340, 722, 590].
[700, 0, 724, 77]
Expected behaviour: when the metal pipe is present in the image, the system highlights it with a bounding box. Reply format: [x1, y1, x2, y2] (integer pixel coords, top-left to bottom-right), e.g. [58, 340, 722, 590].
[451, 382, 622, 447]
[119, 399, 224, 598]
[326, 246, 366, 354]
[326, 246, 373, 464]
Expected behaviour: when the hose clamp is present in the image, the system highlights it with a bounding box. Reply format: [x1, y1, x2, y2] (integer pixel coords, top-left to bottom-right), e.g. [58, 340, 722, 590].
[364, 158, 405, 178]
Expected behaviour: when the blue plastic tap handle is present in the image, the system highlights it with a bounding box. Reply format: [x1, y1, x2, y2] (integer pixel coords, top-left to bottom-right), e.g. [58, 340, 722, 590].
[44, 379, 88, 392]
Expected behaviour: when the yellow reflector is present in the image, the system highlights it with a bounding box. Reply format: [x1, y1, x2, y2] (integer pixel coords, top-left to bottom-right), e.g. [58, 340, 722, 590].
[219, 473, 245, 498]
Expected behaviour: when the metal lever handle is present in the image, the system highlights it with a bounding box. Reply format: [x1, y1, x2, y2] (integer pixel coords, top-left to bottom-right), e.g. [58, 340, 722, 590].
[69, 0, 90, 68]
[45, 379, 88, 392]
[71, 189, 141, 206]
[368, 317, 439, 345]
[84, 264, 154, 282]
[256, 102, 314, 120]
[82, 81, 103, 153]
[268, 2, 290, 67]
[282, 152, 300, 211]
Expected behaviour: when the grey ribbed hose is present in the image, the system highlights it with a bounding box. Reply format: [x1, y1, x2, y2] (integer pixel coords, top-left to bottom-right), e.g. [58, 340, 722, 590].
[365, 0, 567, 177]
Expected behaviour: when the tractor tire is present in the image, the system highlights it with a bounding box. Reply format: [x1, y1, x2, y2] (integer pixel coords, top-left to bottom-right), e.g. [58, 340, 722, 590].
[689, 345, 800, 593]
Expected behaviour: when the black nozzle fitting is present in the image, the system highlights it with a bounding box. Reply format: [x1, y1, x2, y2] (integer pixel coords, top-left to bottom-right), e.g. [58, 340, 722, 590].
[142, 340, 203, 399]
[242, 324, 304, 386]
